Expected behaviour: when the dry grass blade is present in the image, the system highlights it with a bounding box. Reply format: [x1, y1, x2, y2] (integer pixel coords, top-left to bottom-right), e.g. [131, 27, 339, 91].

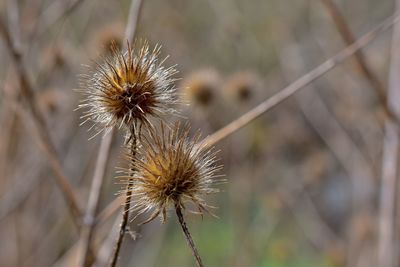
[200, 12, 400, 148]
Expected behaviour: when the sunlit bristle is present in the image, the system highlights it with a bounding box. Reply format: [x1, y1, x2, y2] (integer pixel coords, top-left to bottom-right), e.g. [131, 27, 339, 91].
[77, 40, 179, 135]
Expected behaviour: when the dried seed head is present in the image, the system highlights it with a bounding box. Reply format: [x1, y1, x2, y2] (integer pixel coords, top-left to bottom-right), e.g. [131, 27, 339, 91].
[119, 123, 223, 224]
[224, 71, 260, 103]
[77, 41, 178, 135]
[95, 23, 124, 55]
[180, 69, 220, 107]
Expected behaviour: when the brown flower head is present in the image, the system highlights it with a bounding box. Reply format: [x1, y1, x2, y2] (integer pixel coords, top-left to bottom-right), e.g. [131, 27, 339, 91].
[78, 41, 178, 135]
[180, 69, 220, 107]
[224, 71, 260, 103]
[118, 123, 223, 224]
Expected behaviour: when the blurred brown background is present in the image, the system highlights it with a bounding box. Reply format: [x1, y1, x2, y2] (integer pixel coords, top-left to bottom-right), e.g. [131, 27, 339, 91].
[0, 0, 399, 266]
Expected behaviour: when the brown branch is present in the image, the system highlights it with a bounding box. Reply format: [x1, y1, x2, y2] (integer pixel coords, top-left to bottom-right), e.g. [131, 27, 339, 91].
[200, 12, 400, 148]
[175, 204, 204, 267]
[318, 0, 400, 124]
[0, 12, 82, 225]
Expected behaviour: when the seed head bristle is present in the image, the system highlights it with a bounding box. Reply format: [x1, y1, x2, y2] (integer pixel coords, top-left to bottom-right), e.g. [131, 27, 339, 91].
[117, 122, 223, 224]
[77, 40, 179, 136]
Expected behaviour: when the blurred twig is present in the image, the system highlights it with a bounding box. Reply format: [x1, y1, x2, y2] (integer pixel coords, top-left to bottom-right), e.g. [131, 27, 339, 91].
[77, 131, 115, 267]
[95, 197, 123, 226]
[0, 8, 82, 225]
[317, 0, 398, 123]
[124, 0, 143, 44]
[35, 0, 86, 37]
[200, 12, 400, 148]
[378, 1, 400, 266]
[279, 40, 375, 189]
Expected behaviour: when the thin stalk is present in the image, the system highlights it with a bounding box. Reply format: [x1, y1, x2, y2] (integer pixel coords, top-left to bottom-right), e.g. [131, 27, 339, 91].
[109, 133, 137, 267]
[78, 130, 115, 267]
[175, 204, 204, 267]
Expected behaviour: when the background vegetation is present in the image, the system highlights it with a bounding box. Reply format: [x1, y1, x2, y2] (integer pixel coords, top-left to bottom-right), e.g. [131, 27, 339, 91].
[0, 0, 399, 266]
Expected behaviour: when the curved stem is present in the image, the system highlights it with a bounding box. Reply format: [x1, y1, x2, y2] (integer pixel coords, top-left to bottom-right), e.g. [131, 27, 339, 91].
[175, 204, 204, 267]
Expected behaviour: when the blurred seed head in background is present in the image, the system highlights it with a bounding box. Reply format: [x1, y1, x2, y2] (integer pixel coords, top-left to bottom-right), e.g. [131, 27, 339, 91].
[223, 71, 261, 104]
[180, 68, 221, 108]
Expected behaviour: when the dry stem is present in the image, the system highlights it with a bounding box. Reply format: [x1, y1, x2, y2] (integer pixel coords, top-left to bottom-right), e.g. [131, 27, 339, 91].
[0, 10, 82, 225]
[378, 1, 400, 266]
[175, 204, 204, 267]
[109, 134, 137, 267]
[78, 130, 116, 267]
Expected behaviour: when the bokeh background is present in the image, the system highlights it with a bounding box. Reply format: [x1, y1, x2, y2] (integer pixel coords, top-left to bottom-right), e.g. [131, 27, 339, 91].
[0, 0, 399, 266]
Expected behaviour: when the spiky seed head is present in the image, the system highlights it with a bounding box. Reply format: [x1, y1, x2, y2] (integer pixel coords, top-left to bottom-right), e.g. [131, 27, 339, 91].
[118, 123, 223, 224]
[77, 41, 178, 135]
[224, 71, 260, 103]
[180, 69, 220, 107]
